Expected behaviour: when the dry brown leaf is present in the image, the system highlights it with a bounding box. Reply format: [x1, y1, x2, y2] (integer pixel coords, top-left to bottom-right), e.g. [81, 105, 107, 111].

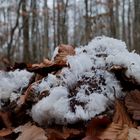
[83, 100, 135, 140]
[14, 122, 47, 140]
[43, 58, 54, 66]
[29, 44, 75, 70]
[97, 100, 135, 140]
[12, 44, 75, 76]
[54, 44, 75, 64]
[32, 63, 45, 68]
[27, 63, 66, 76]
[85, 122, 124, 140]
[86, 116, 111, 137]
[47, 127, 80, 140]
[0, 111, 12, 128]
[0, 128, 13, 137]
[97, 123, 129, 140]
[25, 45, 75, 75]
[32, 59, 54, 68]
[97, 100, 135, 139]
[82, 136, 101, 140]
[17, 80, 41, 106]
[117, 125, 129, 140]
[128, 127, 140, 140]
[82, 116, 111, 140]
[125, 90, 140, 120]
[113, 100, 134, 127]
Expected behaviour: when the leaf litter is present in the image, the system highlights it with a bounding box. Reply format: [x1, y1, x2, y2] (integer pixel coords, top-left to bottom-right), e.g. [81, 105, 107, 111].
[0, 36, 140, 139]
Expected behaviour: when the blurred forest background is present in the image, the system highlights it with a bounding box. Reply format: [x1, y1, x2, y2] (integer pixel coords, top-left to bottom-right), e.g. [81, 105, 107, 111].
[0, 0, 140, 68]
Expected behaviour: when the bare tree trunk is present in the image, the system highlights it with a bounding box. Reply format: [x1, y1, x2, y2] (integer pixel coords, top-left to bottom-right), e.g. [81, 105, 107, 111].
[7, 0, 23, 62]
[108, 0, 116, 37]
[115, 0, 120, 38]
[53, 0, 56, 48]
[133, 0, 140, 53]
[31, 0, 38, 62]
[122, 0, 126, 41]
[127, 0, 131, 50]
[43, 0, 49, 58]
[61, 0, 68, 44]
[57, 0, 68, 44]
[89, 0, 94, 39]
[57, 0, 61, 45]
[84, 0, 89, 44]
[22, 0, 30, 62]
[73, 0, 77, 46]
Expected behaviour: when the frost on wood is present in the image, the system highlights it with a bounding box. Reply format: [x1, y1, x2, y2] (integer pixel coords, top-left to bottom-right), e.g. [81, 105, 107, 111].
[31, 36, 140, 125]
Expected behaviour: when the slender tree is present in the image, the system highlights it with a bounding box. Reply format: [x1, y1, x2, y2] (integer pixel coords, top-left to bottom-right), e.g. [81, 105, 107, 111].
[127, 0, 132, 50]
[53, 0, 56, 48]
[43, 0, 49, 58]
[22, 0, 30, 62]
[31, 0, 38, 62]
[108, 0, 116, 37]
[7, 0, 23, 61]
[122, 0, 126, 41]
[115, 0, 120, 38]
[84, 0, 89, 44]
[133, 0, 140, 53]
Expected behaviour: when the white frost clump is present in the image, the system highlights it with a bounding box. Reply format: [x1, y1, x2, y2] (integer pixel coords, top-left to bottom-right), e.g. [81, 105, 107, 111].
[31, 36, 140, 125]
[32, 86, 70, 124]
[107, 51, 140, 83]
[33, 74, 60, 94]
[86, 36, 140, 83]
[0, 70, 33, 102]
[51, 47, 59, 61]
[32, 69, 121, 124]
[32, 87, 108, 124]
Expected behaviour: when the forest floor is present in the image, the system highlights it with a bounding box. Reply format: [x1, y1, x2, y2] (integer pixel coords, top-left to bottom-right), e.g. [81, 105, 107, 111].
[0, 37, 140, 140]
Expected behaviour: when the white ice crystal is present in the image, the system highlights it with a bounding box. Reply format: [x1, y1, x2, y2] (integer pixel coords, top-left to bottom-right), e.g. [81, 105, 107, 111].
[31, 36, 140, 125]
[106, 51, 140, 83]
[51, 47, 59, 61]
[33, 74, 59, 93]
[32, 86, 70, 124]
[0, 70, 33, 103]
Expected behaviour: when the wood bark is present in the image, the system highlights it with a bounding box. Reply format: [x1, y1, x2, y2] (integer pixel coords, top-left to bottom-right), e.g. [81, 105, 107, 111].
[7, 0, 23, 61]
[22, 0, 30, 62]
[133, 0, 140, 53]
